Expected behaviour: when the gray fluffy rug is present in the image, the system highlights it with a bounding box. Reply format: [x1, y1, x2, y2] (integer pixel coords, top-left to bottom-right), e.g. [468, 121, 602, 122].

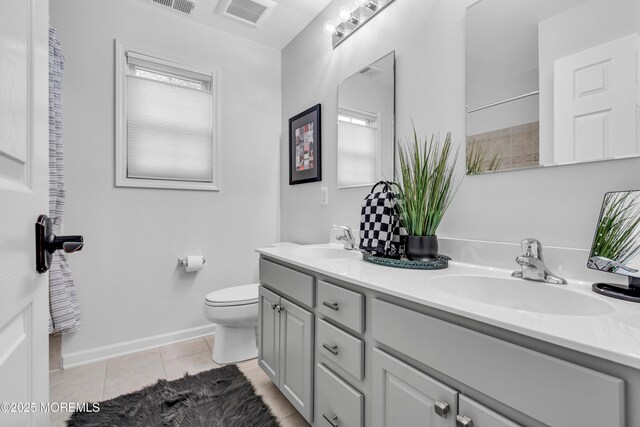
[67, 364, 278, 427]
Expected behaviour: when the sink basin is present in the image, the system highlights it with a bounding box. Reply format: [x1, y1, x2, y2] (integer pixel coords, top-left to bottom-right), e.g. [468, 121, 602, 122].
[430, 275, 614, 316]
[290, 245, 361, 260]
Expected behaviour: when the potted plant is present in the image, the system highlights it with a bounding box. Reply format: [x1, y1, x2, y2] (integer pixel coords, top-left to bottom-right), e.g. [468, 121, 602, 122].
[395, 126, 460, 260]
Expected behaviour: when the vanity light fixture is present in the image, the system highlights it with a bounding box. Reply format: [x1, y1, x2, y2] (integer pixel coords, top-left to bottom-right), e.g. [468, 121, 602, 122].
[339, 6, 357, 24]
[324, 0, 396, 48]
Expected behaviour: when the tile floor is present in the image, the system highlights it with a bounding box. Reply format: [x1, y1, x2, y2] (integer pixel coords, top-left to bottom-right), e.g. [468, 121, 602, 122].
[49, 336, 310, 426]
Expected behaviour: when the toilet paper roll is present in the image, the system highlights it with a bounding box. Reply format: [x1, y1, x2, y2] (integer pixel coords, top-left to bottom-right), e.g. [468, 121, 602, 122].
[185, 255, 205, 272]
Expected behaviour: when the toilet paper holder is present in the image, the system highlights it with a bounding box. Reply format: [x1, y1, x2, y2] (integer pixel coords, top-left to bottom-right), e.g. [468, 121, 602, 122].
[178, 256, 206, 267]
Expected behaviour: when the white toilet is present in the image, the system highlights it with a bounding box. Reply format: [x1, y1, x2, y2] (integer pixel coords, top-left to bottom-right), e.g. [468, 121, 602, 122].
[203, 283, 260, 364]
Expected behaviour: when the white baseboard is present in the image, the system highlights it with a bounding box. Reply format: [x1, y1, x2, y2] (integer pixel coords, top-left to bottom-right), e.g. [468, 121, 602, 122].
[62, 324, 217, 369]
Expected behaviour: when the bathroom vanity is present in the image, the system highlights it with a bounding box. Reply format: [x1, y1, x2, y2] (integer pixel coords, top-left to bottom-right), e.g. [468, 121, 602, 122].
[256, 244, 640, 427]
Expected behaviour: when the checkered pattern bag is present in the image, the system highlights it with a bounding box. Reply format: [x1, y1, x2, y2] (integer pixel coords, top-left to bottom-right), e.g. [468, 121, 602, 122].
[359, 181, 407, 257]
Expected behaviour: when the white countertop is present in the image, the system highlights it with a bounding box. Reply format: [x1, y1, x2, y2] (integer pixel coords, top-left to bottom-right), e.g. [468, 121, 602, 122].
[256, 243, 640, 370]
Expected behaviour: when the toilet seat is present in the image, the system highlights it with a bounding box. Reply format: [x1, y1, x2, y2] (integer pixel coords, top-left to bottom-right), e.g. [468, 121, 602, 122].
[205, 283, 259, 307]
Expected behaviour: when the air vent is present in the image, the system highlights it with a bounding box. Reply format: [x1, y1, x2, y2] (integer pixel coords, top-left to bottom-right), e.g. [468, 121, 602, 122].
[150, 0, 198, 16]
[217, 0, 277, 28]
[358, 66, 384, 79]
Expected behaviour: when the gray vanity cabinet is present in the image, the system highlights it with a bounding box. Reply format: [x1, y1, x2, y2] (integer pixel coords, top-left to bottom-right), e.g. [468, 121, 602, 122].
[258, 285, 314, 422]
[372, 348, 458, 427]
[371, 298, 624, 427]
[258, 255, 636, 427]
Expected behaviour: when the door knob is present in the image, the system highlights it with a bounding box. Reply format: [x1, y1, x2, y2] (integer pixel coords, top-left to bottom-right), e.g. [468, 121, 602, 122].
[456, 415, 473, 427]
[434, 401, 450, 418]
[35, 214, 84, 273]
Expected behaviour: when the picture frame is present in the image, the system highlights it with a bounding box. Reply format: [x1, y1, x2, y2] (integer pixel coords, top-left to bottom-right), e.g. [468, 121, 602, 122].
[289, 104, 321, 185]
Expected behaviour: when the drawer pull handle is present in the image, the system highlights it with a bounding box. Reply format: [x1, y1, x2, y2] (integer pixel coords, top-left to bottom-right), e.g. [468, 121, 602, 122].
[276, 304, 285, 313]
[456, 415, 473, 427]
[322, 414, 339, 427]
[323, 301, 340, 311]
[322, 343, 339, 355]
[270, 303, 278, 310]
[434, 401, 450, 418]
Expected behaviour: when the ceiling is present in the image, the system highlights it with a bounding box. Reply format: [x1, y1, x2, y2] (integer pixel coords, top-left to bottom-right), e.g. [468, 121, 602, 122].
[142, 0, 333, 50]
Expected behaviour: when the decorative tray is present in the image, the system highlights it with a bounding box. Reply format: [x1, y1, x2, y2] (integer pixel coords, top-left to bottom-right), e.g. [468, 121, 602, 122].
[362, 253, 451, 270]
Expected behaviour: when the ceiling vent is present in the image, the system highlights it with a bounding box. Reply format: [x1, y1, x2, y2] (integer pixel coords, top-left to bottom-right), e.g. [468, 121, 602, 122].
[358, 66, 384, 79]
[217, 0, 277, 28]
[149, 0, 198, 16]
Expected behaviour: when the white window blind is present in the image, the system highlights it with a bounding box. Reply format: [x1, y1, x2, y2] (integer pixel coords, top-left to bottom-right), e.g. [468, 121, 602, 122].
[337, 110, 379, 188]
[127, 77, 213, 181]
[116, 42, 219, 190]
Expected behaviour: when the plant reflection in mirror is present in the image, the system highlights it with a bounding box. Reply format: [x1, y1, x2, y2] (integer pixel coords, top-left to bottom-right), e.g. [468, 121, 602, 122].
[466, 140, 501, 175]
[589, 191, 640, 273]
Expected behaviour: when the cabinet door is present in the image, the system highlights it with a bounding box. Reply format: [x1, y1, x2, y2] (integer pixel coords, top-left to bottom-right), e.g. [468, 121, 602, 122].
[258, 286, 280, 384]
[457, 395, 521, 427]
[373, 348, 457, 427]
[280, 297, 314, 423]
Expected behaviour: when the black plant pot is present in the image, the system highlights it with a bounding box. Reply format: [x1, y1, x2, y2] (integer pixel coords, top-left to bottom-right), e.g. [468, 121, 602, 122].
[405, 235, 438, 261]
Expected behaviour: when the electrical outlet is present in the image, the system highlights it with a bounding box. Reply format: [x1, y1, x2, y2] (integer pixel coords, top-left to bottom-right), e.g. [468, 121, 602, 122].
[320, 186, 329, 206]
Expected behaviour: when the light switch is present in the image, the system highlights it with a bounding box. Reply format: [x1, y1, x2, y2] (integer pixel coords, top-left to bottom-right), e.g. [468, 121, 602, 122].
[320, 186, 329, 206]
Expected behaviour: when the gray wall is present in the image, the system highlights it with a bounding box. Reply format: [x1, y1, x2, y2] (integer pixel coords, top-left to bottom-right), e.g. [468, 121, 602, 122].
[51, 0, 281, 361]
[280, 0, 640, 249]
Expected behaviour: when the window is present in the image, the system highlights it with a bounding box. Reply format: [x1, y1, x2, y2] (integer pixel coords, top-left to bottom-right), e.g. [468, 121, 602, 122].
[116, 41, 219, 190]
[337, 109, 380, 188]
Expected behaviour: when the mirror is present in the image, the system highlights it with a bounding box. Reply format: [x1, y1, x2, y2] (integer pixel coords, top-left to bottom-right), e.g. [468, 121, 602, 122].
[465, 0, 639, 175]
[337, 51, 395, 188]
[588, 190, 640, 279]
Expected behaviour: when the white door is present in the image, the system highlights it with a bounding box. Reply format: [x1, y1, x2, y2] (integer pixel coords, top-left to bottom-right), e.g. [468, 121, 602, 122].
[0, 1, 50, 426]
[554, 34, 637, 164]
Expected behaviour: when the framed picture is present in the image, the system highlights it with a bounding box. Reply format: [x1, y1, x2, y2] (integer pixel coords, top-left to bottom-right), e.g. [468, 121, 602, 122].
[289, 104, 321, 185]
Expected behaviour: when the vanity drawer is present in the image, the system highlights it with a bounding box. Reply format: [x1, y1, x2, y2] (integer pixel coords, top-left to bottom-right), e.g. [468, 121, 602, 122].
[317, 281, 364, 333]
[371, 299, 624, 427]
[316, 363, 364, 427]
[259, 258, 314, 308]
[317, 318, 364, 380]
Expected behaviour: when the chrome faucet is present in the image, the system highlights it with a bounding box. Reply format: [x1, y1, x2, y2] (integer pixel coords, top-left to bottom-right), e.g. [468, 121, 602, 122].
[512, 238, 567, 285]
[333, 225, 356, 250]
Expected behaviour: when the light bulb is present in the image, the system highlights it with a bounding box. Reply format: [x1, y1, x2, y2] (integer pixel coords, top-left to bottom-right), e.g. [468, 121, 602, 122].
[338, 6, 352, 23]
[323, 20, 337, 35]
